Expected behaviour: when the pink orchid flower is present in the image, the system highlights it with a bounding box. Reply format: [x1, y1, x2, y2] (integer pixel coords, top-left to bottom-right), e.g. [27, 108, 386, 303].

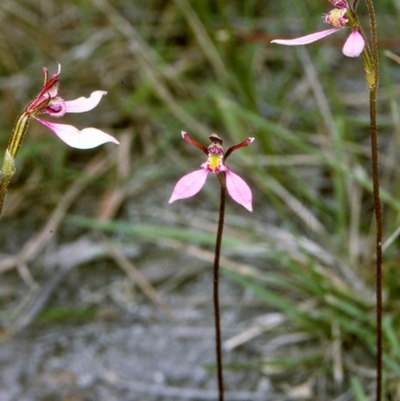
[169, 132, 254, 212]
[271, 1, 365, 58]
[27, 64, 119, 149]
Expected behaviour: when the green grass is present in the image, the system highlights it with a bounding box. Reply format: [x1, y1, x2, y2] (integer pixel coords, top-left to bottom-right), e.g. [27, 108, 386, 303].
[38, 306, 97, 323]
[0, 0, 400, 399]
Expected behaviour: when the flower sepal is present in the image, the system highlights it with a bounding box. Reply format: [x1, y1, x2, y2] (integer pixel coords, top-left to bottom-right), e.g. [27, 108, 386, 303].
[33, 118, 119, 149]
[26, 64, 62, 115]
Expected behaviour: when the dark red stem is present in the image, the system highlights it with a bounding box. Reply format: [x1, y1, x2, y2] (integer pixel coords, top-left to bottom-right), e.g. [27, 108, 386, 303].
[213, 181, 226, 401]
[364, 0, 382, 400]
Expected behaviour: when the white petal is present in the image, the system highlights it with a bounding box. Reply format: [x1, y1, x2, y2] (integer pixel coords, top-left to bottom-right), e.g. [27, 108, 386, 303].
[64, 91, 107, 113]
[34, 117, 119, 149]
[271, 28, 340, 46]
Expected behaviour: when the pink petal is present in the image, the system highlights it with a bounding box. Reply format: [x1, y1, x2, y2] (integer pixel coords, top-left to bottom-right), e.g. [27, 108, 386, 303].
[34, 117, 119, 149]
[271, 28, 340, 46]
[169, 169, 208, 204]
[225, 169, 252, 212]
[64, 91, 107, 113]
[342, 30, 365, 57]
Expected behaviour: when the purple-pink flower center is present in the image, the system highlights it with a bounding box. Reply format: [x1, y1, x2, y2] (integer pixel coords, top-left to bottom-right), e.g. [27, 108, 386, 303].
[325, 8, 348, 28]
[45, 98, 67, 117]
[202, 138, 225, 173]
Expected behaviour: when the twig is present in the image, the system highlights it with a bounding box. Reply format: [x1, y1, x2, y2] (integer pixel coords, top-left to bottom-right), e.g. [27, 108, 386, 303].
[102, 236, 176, 321]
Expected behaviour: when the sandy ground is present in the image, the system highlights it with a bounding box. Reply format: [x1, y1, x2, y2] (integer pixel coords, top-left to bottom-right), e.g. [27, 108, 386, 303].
[0, 237, 274, 401]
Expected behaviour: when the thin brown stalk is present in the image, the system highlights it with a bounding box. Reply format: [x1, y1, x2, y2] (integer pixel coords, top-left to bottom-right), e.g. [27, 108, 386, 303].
[363, 0, 382, 400]
[213, 183, 226, 401]
[370, 86, 383, 401]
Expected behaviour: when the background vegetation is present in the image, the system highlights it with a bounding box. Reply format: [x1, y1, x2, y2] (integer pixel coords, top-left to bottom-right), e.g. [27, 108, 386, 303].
[1, 1, 400, 400]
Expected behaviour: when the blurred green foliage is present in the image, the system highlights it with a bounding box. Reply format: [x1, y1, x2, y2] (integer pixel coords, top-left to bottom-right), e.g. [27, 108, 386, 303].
[1, 0, 400, 398]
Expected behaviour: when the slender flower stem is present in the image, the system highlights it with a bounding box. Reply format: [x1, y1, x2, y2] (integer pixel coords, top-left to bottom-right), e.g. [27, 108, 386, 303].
[213, 180, 226, 401]
[370, 86, 382, 401]
[0, 111, 31, 216]
[363, 1, 382, 400]
[8, 111, 31, 159]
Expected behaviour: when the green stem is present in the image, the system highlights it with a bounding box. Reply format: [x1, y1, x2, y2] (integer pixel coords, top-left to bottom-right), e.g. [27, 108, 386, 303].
[8, 111, 31, 159]
[363, 1, 382, 400]
[0, 111, 31, 216]
[0, 149, 16, 215]
[214, 181, 226, 401]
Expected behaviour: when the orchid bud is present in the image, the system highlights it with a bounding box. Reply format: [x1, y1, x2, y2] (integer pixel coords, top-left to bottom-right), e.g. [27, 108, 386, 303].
[327, 0, 349, 9]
